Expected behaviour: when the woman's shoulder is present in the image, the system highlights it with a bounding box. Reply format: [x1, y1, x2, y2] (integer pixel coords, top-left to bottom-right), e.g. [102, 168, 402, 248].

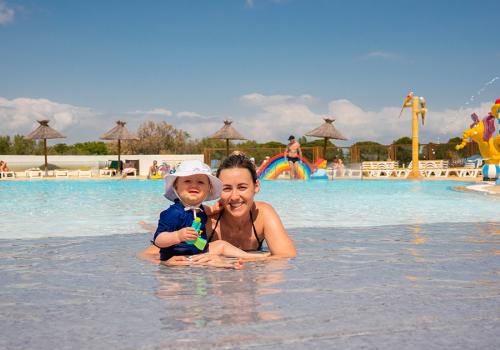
[254, 201, 278, 217]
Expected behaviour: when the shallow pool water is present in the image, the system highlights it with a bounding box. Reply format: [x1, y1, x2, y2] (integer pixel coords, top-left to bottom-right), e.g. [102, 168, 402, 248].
[0, 180, 498, 349]
[0, 179, 498, 239]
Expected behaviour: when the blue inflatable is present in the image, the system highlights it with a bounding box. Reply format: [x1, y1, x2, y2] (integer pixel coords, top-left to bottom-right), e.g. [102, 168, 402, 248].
[311, 168, 328, 180]
[482, 163, 500, 181]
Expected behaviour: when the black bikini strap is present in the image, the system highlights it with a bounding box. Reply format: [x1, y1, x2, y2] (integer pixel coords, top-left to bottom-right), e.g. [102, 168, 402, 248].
[249, 210, 264, 250]
[208, 210, 224, 243]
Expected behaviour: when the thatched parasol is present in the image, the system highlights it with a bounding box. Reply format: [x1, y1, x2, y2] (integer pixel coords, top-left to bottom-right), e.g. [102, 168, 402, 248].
[25, 120, 66, 176]
[100, 120, 139, 173]
[305, 117, 347, 158]
[210, 120, 247, 155]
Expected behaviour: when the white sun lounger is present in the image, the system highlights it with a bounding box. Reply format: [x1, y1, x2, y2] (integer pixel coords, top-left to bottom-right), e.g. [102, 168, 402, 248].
[55, 170, 69, 178]
[78, 169, 92, 178]
[0, 171, 16, 179]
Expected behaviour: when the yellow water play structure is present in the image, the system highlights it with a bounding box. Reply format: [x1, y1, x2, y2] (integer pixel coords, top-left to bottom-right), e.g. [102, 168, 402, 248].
[399, 92, 428, 180]
[456, 99, 500, 180]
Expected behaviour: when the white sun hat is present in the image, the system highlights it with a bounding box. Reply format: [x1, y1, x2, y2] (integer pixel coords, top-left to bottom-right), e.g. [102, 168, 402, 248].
[164, 160, 222, 202]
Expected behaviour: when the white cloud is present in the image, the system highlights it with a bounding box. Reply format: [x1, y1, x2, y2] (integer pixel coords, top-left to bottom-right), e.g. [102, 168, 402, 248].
[0, 0, 14, 25]
[235, 93, 323, 142]
[124, 108, 220, 140]
[245, 0, 254, 7]
[1, 95, 495, 147]
[130, 108, 173, 116]
[364, 51, 399, 60]
[328, 99, 494, 144]
[240, 93, 316, 107]
[234, 93, 496, 144]
[0, 97, 96, 138]
[177, 111, 202, 118]
[168, 93, 497, 144]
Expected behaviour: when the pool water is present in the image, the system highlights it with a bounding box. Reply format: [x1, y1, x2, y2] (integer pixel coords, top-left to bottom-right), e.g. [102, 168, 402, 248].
[0, 179, 498, 239]
[0, 180, 499, 349]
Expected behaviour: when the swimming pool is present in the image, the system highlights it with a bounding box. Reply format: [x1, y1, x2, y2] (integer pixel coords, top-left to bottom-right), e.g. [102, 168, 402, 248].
[0, 179, 498, 239]
[0, 179, 499, 349]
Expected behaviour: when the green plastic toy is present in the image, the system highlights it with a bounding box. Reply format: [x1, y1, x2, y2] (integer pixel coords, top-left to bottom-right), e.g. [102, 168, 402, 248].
[186, 217, 207, 250]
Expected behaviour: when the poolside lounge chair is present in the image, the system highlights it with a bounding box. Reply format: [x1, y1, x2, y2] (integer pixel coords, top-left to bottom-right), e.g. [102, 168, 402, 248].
[0, 171, 16, 179]
[122, 166, 137, 177]
[394, 166, 410, 178]
[122, 160, 139, 177]
[78, 169, 92, 177]
[396, 160, 449, 178]
[347, 167, 363, 178]
[447, 160, 481, 178]
[99, 168, 117, 177]
[361, 161, 398, 177]
[25, 168, 44, 178]
[328, 163, 363, 178]
[54, 169, 69, 178]
[422, 160, 449, 177]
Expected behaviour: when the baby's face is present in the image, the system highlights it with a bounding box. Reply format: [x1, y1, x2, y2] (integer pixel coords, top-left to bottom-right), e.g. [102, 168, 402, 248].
[175, 174, 210, 206]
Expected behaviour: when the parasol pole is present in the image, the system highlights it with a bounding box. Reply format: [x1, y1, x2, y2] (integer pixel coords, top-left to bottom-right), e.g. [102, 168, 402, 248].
[117, 139, 122, 174]
[323, 138, 328, 160]
[43, 138, 48, 176]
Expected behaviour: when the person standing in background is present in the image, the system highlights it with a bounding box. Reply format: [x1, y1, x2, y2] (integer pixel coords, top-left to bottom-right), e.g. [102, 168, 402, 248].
[285, 135, 302, 180]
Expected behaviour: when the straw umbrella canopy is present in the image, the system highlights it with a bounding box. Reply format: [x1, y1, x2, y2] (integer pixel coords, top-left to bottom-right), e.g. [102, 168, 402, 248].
[210, 120, 247, 155]
[305, 117, 348, 158]
[25, 120, 66, 176]
[100, 120, 139, 173]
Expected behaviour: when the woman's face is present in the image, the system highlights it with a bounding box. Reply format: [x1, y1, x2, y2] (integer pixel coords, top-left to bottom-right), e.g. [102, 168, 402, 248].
[218, 168, 260, 218]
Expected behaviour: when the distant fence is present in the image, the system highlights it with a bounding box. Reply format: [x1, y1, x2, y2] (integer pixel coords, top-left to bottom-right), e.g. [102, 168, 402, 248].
[204, 142, 479, 168]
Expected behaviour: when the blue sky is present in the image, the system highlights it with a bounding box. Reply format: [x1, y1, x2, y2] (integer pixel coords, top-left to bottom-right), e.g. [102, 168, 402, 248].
[1, 0, 499, 145]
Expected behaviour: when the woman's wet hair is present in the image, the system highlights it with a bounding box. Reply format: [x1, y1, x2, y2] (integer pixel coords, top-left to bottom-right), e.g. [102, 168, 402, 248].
[216, 152, 258, 183]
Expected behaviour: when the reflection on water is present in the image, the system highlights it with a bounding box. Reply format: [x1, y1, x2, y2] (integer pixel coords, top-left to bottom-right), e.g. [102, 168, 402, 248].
[0, 222, 499, 349]
[154, 260, 287, 332]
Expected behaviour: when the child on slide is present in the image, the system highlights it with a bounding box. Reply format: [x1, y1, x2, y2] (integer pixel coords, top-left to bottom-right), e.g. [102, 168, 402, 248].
[153, 159, 267, 269]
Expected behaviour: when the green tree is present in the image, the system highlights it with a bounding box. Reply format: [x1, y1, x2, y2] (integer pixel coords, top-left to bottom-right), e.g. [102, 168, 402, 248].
[72, 142, 108, 155]
[130, 121, 187, 154]
[354, 141, 389, 161]
[11, 135, 38, 155]
[392, 137, 412, 164]
[298, 136, 308, 144]
[447, 137, 462, 145]
[261, 141, 285, 148]
[172, 130, 190, 154]
[52, 143, 71, 154]
[393, 136, 412, 144]
[0, 136, 11, 154]
[446, 137, 470, 161]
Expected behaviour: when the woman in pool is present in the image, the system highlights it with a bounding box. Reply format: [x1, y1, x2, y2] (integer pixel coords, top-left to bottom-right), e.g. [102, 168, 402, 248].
[139, 153, 297, 266]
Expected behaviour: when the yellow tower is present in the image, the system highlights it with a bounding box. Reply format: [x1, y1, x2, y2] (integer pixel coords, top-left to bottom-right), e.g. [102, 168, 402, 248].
[400, 92, 428, 180]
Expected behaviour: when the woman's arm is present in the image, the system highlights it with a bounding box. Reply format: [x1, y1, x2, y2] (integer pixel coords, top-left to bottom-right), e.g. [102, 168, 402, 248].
[259, 203, 297, 258]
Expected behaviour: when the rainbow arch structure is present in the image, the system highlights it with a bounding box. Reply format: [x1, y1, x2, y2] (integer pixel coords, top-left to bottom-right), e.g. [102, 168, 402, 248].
[257, 154, 313, 180]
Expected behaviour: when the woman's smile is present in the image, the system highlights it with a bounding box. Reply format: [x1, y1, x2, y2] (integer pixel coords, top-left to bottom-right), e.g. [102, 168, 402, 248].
[228, 200, 245, 211]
